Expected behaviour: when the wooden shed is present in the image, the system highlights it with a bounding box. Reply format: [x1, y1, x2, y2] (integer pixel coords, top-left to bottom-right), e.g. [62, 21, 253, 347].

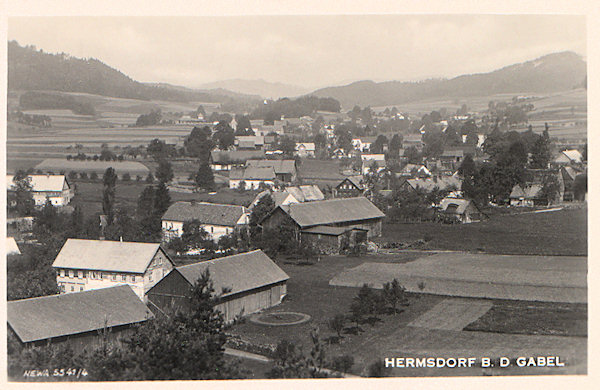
[146, 250, 289, 323]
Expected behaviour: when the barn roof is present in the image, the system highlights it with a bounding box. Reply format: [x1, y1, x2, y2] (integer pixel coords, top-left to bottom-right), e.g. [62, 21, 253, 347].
[230, 167, 276, 181]
[246, 159, 296, 175]
[210, 150, 264, 164]
[439, 198, 473, 215]
[509, 183, 543, 199]
[7, 285, 153, 343]
[301, 226, 354, 236]
[6, 174, 68, 192]
[34, 159, 150, 175]
[175, 250, 288, 297]
[286, 185, 325, 202]
[162, 201, 246, 226]
[280, 197, 385, 228]
[337, 176, 364, 190]
[52, 239, 166, 274]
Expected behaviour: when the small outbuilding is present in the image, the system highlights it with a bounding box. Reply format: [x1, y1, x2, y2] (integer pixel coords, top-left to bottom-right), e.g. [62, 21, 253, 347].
[146, 250, 289, 323]
[437, 198, 484, 223]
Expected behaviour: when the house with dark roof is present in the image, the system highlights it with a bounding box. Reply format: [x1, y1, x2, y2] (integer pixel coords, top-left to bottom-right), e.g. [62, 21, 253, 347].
[262, 197, 385, 239]
[52, 239, 175, 299]
[334, 176, 365, 198]
[7, 174, 74, 207]
[146, 250, 288, 323]
[285, 185, 325, 202]
[249, 190, 300, 210]
[246, 159, 297, 182]
[162, 201, 249, 242]
[509, 183, 545, 207]
[229, 167, 277, 190]
[209, 150, 264, 171]
[7, 285, 153, 351]
[437, 198, 484, 223]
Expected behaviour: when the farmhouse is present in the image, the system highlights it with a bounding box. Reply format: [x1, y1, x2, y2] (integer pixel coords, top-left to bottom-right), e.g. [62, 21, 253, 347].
[334, 176, 364, 198]
[7, 285, 153, 352]
[405, 176, 462, 193]
[509, 184, 545, 207]
[402, 133, 423, 150]
[234, 135, 265, 150]
[7, 174, 74, 207]
[246, 159, 297, 182]
[262, 197, 385, 238]
[34, 158, 150, 180]
[438, 198, 483, 223]
[209, 150, 264, 171]
[295, 142, 316, 157]
[146, 250, 289, 323]
[162, 201, 249, 242]
[249, 190, 300, 209]
[229, 167, 276, 190]
[439, 149, 464, 171]
[52, 239, 174, 299]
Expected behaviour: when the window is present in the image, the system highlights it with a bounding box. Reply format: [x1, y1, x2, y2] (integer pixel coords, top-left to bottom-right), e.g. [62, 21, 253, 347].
[131, 275, 136, 283]
[210, 226, 214, 233]
[70, 286, 74, 292]
[83, 271, 87, 278]
[111, 274, 117, 281]
[122, 274, 126, 281]
[78, 270, 83, 278]
[149, 273, 153, 282]
[60, 269, 65, 277]
[68, 270, 74, 278]
[79, 286, 84, 292]
[100, 273, 103, 280]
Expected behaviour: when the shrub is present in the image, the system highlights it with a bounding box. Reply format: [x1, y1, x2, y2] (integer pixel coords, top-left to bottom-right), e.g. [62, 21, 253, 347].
[90, 172, 99, 181]
[366, 360, 386, 377]
[66, 155, 72, 160]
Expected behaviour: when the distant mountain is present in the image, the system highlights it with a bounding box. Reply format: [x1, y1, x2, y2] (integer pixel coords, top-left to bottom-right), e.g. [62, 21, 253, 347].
[7, 41, 261, 105]
[198, 79, 310, 99]
[309, 51, 587, 108]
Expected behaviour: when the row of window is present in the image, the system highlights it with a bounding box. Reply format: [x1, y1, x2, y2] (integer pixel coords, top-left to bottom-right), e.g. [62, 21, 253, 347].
[58, 269, 139, 283]
[58, 283, 84, 293]
[162, 224, 229, 234]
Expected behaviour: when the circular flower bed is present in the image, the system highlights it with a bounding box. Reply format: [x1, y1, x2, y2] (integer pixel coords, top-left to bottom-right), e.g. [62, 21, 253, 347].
[249, 311, 311, 326]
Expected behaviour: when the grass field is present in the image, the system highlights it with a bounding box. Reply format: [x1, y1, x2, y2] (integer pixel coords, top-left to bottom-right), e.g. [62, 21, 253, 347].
[463, 300, 587, 337]
[377, 207, 587, 256]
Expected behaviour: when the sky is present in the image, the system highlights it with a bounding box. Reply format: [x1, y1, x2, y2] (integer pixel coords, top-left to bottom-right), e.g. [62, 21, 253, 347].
[8, 15, 586, 90]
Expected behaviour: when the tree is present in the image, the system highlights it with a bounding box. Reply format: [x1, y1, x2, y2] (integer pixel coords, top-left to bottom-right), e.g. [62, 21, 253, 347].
[267, 340, 308, 379]
[135, 109, 161, 127]
[540, 172, 561, 205]
[145, 172, 155, 184]
[152, 182, 172, 217]
[102, 168, 117, 225]
[185, 126, 214, 161]
[529, 133, 552, 169]
[249, 193, 275, 244]
[370, 135, 388, 154]
[328, 314, 346, 339]
[381, 279, 408, 314]
[213, 121, 235, 150]
[193, 163, 215, 191]
[155, 159, 174, 184]
[277, 136, 297, 158]
[389, 134, 403, 155]
[10, 171, 35, 216]
[234, 115, 253, 135]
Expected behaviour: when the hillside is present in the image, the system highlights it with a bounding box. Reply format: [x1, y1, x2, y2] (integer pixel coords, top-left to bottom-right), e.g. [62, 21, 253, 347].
[310, 51, 587, 108]
[198, 79, 309, 99]
[7, 41, 261, 105]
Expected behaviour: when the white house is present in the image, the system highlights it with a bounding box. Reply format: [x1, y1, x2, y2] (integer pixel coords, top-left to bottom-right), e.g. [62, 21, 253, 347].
[6, 174, 74, 207]
[52, 239, 175, 300]
[554, 150, 584, 166]
[161, 201, 249, 242]
[295, 143, 316, 158]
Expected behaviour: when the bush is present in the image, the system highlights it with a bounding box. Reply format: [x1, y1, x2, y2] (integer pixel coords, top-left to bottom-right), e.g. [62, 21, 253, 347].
[146, 173, 155, 184]
[366, 360, 386, 377]
[66, 155, 72, 160]
[90, 172, 98, 181]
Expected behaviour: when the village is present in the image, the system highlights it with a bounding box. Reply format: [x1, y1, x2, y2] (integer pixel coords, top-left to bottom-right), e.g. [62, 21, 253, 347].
[6, 93, 588, 379]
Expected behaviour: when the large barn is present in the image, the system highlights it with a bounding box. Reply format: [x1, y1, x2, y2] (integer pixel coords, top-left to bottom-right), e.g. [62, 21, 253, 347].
[261, 197, 385, 239]
[7, 285, 153, 352]
[146, 250, 289, 323]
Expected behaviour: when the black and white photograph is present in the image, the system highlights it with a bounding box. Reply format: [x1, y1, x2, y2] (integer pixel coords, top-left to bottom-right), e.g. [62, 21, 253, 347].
[2, 1, 594, 386]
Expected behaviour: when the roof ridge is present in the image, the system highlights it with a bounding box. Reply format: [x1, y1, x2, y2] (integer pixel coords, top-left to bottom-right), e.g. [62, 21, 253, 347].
[8, 285, 129, 303]
[177, 249, 264, 269]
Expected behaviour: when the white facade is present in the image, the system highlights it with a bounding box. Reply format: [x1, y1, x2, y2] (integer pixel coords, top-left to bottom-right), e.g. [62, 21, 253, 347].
[229, 179, 275, 190]
[55, 249, 173, 300]
[162, 214, 249, 242]
[7, 175, 74, 207]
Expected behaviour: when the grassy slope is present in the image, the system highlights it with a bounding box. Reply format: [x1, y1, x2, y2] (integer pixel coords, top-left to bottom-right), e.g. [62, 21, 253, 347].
[377, 207, 587, 256]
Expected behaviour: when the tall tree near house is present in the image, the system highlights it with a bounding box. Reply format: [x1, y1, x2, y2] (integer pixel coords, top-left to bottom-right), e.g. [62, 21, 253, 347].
[389, 134, 403, 155]
[277, 136, 297, 158]
[529, 133, 552, 169]
[249, 193, 275, 244]
[193, 163, 215, 191]
[540, 172, 561, 205]
[152, 182, 172, 218]
[155, 159, 174, 184]
[102, 167, 117, 225]
[10, 170, 35, 216]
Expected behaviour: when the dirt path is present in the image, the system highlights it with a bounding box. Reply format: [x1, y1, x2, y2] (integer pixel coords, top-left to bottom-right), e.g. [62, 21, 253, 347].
[407, 298, 492, 330]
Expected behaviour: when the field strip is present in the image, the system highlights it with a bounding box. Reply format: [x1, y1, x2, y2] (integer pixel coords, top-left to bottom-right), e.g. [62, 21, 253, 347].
[406, 298, 492, 330]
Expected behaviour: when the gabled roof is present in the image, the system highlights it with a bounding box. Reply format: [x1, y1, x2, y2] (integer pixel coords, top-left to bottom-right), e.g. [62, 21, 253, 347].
[295, 143, 315, 151]
[558, 149, 583, 163]
[162, 201, 247, 226]
[210, 150, 264, 164]
[174, 250, 289, 297]
[8, 285, 153, 343]
[235, 135, 265, 146]
[441, 149, 464, 158]
[230, 167, 276, 181]
[7, 174, 68, 192]
[279, 197, 385, 228]
[246, 159, 297, 175]
[361, 154, 385, 161]
[286, 185, 325, 202]
[510, 184, 543, 199]
[406, 176, 462, 192]
[337, 176, 364, 190]
[52, 239, 167, 274]
[439, 198, 477, 215]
